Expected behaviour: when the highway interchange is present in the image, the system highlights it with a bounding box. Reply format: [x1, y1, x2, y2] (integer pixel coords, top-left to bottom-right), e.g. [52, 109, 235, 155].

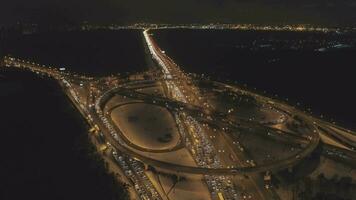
[2, 29, 356, 200]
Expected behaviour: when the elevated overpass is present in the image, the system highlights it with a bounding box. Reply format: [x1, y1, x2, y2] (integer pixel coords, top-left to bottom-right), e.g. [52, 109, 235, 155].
[95, 81, 320, 175]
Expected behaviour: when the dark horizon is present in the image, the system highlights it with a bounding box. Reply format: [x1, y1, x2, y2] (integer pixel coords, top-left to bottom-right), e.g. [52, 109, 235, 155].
[1, 0, 356, 27]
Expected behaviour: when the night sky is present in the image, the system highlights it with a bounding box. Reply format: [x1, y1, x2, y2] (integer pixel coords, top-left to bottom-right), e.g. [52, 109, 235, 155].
[1, 0, 356, 26]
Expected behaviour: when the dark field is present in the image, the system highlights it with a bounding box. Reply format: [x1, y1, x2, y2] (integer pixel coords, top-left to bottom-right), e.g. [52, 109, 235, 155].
[0, 69, 128, 200]
[153, 29, 356, 129]
[5, 30, 146, 76]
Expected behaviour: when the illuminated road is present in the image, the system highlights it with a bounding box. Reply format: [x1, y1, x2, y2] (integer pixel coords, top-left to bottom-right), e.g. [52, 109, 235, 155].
[2, 39, 356, 200]
[0, 36, 327, 200]
[94, 85, 320, 174]
[143, 29, 318, 200]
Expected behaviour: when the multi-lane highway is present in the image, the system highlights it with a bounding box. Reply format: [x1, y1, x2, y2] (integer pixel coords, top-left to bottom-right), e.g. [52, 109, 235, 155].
[143, 29, 320, 199]
[94, 85, 320, 174]
[2, 32, 356, 200]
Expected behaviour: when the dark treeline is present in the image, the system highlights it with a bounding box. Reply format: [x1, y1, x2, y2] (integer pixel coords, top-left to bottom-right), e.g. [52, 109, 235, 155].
[297, 174, 355, 200]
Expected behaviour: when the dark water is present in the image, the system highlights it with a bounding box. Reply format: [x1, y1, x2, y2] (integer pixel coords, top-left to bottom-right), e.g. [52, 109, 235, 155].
[5, 30, 146, 76]
[0, 69, 128, 200]
[153, 29, 356, 129]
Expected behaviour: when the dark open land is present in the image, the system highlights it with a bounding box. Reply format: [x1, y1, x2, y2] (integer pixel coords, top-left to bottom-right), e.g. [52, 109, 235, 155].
[4, 30, 146, 76]
[0, 69, 128, 200]
[152, 29, 356, 129]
